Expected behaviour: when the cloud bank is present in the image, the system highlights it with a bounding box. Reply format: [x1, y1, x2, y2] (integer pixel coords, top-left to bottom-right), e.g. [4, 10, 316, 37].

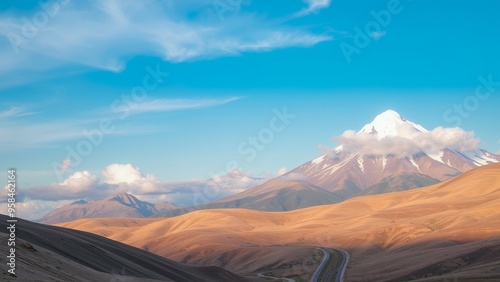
[7, 163, 265, 220]
[335, 126, 480, 158]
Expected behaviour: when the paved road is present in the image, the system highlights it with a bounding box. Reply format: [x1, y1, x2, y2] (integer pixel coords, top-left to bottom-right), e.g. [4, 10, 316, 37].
[311, 248, 349, 282]
[311, 248, 330, 281]
[335, 249, 350, 282]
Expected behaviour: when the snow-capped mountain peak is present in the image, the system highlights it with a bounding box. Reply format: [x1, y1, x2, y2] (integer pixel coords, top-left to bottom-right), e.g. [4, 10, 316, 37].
[287, 110, 500, 194]
[358, 109, 427, 139]
[224, 169, 249, 179]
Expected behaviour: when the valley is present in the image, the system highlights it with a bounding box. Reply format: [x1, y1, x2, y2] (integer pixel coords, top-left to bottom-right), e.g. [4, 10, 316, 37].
[58, 163, 500, 281]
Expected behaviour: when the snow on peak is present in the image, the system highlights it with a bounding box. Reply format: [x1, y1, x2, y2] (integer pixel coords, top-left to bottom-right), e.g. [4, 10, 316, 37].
[223, 169, 250, 179]
[359, 110, 427, 139]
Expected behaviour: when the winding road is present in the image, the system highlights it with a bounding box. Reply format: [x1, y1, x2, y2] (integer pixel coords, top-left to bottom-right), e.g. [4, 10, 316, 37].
[310, 248, 349, 282]
[255, 247, 349, 282]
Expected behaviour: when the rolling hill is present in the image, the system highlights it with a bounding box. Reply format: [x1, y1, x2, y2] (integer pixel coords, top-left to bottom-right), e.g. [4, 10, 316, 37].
[60, 163, 500, 281]
[0, 214, 245, 282]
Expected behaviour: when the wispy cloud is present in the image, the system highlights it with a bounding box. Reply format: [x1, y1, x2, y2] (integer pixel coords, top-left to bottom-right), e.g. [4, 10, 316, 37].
[126, 97, 241, 115]
[370, 31, 387, 41]
[0, 117, 90, 148]
[0, 1, 332, 87]
[296, 0, 332, 17]
[0, 106, 37, 119]
[0, 96, 240, 150]
[59, 159, 72, 173]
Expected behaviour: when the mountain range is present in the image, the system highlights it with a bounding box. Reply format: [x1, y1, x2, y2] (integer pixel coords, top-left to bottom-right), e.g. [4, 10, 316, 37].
[58, 163, 500, 281]
[40, 193, 178, 224]
[158, 110, 499, 216]
[40, 110, 500, 223]
[286, 110, 498, 194]
[28, 109, 500, 281]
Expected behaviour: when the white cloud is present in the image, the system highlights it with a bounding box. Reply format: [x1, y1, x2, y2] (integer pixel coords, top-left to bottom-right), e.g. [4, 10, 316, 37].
[0, 115, 101, 149]
[296, 0, 331, 17]
[13, 163, 264, 207]
[8, 171, 109, 202]
[335, 126, 480, 158]
[0, 1, 332, 85]
[277, 167, 288, 176]
[102, 163, 159, 194]
[0, 97, 241, 150]
[0, 106, 37, 119]
[127, 97, 241, 115]
[102, 163, 150, 184]
[0, 200, 72, 221]
[370, 31, 386, 41]
[59, 159, 72, 173]
[317, 144, 338, 159]
[61, 171, 99, 192]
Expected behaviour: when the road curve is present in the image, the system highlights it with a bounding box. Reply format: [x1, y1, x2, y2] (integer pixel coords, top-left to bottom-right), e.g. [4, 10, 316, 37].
[335, 249, 350, 282]
[311, 247, 349, 282]
[311, 248, 330, 281]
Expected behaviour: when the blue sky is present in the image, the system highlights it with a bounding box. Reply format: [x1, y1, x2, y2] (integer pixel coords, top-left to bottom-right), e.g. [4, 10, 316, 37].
[1, 0, 499, 218]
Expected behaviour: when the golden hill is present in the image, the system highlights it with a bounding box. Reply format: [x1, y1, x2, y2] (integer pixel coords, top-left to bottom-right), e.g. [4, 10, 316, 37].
[59, 163, 500, 281]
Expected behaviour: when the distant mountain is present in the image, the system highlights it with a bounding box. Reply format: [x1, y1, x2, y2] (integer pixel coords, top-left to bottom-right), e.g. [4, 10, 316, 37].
[285, 110, 499, 196]
[155, 180, 341, 217]
[218, 168, 252, 180]
[213, 179, 342, 210]
[154, 202, 179, 212]
[356, 173, 440, 197]
[40, 193, 178, 224]
[0, 214, 245, 282]
[61, 163, 500, 282]
[42, 111, 500, 221]
[199, 110, 499, 213]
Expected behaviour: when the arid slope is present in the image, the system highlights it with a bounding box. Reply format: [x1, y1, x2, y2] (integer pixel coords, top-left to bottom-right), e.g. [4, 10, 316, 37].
[0, 215, 245, 282]
[60, 163, 500, 281]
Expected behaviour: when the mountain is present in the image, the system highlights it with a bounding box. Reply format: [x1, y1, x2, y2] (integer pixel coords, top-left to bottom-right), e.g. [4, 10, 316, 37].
[154, 179, 342, 218]
[217, 168, 253, 180]
[157, 110, 499, 217]
[213, 179, 343, 210]
[284, 110, 500, 196]
[0, 214, 245, 282]
[355, 173, 440, 196]
[40, 193, 178, 224]
[59, 163, 500, 281]
[154, 202, 179, 212]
